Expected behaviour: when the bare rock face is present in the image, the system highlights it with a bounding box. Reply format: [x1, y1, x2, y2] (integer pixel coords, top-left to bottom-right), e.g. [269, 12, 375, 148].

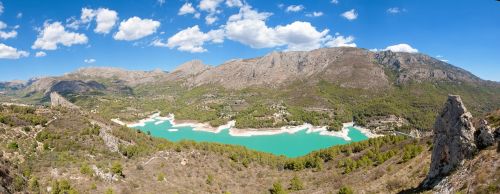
[474, 120, 495, 149]
[50, 92, 79, 109]
[423, 95, 477, 188]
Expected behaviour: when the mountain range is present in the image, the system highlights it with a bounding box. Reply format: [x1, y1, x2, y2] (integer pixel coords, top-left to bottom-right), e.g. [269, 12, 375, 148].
[1, 47, 497, 96]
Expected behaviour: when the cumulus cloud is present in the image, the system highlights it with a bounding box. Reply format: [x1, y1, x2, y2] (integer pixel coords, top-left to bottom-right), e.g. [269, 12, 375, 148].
[156, 25, 224, 53]
[331, 0, 339, 4]
[35, 51, 47, 57]
[205, 15, 218, 25]
[16, 13, 22, 19]
[341, 9, 357, 20]
[179, 3, 197, 16]
[68, 8, 118, 34]
[384, 43, 418, 53]
[224, 6, 332, 51]
[0, 43, 29, 59]
[225, 0, 243, 7]
[199, 0, 224, 13]
[286, 5, 304, 12]
[0, 21, 17, 39]
[113, 17, 160, 41]
[199, 0, 224, 25]
[84, 58, 96, 63]
[32, 22, 88, 50]
[93, 8, 119, 34]
[306, 12, 323, 17]
[324, 34, 356, 47]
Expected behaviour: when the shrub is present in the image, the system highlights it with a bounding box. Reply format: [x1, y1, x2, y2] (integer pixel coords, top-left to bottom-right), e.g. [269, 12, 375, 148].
[7, 142, 19, 150]
[110, 162, 123, 177]
[206, 174, 214, 185]
[157, 172, 165, 181]
[269, 181, 287, 194]
[80, 163, 94, 176]
[338, 186, 354, 194]
[289, 176, 304, 191]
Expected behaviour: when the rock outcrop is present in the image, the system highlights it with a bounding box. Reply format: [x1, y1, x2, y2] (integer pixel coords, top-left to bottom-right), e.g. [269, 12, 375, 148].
[474, 120, 495, 149]
[50, 92, 79, 109]
[422, 95, 477, 188]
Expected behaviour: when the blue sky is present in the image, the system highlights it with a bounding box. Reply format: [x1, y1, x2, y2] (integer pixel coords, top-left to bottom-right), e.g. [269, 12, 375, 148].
[0, 0, 499, 81]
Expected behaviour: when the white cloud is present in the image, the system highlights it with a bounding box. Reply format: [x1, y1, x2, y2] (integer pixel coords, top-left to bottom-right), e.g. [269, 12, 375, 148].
[158, 25, 224, 53]
[274, 21, 329, 51]
[113, 17, 160, 41]
[225, 6, 332, 51]
[331, 0, 339, 4]
[0, 21, 17, 39]
[341, 9, 357, 20]
[199, 0, 224, 13]
[0, 43, 29, 59]
[306, 11, 323, 17]
[94, 8, 118, 34]
[81, 8, 96, 23]
[84, 58, 96, 63]
[324, 34, 356, 47]
[16, 12, 22, 19]
[68, 8, 118, 34]
[158, 0, 165, 6]
[35, 51, 46, 57]
[205, 14, 218, 25]
[387, 7, 406, 14]
[286, 5, 304, 12]
[179, 3, 197, 15]
[384, 43, 418, 53]
[436, 55, 448, 62]
[32, 22, 88, 50]
[226, 0, 243, 8]
[387, 7, 400, 14]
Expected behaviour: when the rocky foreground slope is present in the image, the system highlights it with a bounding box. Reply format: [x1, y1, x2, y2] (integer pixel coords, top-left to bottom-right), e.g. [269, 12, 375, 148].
[0, 91, 499, 193]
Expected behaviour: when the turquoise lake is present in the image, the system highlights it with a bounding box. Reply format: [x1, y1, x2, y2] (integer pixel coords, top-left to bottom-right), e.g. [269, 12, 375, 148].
[132, 119, 369, 157]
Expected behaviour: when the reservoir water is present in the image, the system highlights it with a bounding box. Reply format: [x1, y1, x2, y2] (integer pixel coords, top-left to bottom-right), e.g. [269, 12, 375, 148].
[132, 119, 369, 157]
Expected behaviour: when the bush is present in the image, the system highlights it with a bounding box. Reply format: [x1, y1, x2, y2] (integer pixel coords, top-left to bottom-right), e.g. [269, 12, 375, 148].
[80, 163, 93, 176]
[206, 174, 214, 185]
[269, 181, 287, 194]
[157, 172, 165, 181]
[7, 142, 19, 150]
[110, 162, 123, 177]
[338, 186, 354, 194]
[50, 179, 78, 194]
[289, 176, 304, 191]
[28, 177, 39, 192]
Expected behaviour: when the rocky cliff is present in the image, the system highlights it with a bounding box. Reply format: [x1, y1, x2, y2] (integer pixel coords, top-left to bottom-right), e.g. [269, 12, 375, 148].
[422, 95, 477, 188]
[422, 95, 498, 190]
[50, 92, 79, 109]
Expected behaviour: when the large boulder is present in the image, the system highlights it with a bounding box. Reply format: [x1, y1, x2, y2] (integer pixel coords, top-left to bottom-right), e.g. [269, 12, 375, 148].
[474, 120, 495, 149]
[422, 95, 477, 188]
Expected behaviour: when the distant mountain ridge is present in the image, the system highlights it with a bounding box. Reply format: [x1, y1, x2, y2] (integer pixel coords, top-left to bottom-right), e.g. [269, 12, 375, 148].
[0, 47, 498, 96]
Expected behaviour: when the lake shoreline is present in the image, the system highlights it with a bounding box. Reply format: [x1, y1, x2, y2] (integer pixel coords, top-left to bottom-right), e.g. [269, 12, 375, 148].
[111, 112, 382, 141]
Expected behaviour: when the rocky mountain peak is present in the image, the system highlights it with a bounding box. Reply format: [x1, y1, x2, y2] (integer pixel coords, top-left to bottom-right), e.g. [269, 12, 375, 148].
[422, 95, 477, 188]
[172, 60, 210, 76]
